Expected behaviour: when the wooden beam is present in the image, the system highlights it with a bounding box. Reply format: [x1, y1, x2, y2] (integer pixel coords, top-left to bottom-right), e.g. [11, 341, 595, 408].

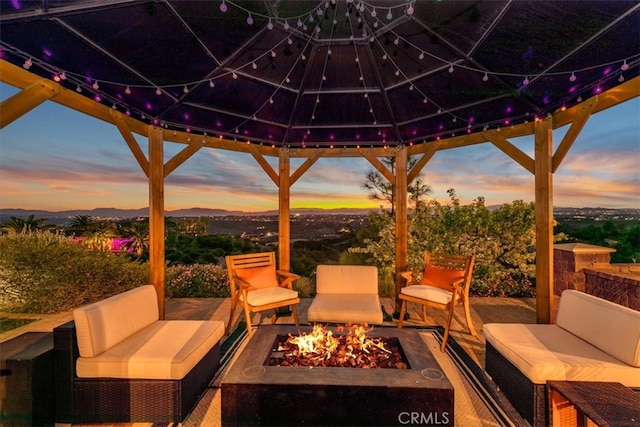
[248, 145, 279, 185]
[0, 80, 59, 128]
[534, 117, 554, 324]
[485, 130, 535, 174]
[164, 139, 205, 177]
[290, 149, 326, 185]
[359, 149, 395, 183]
[394, 147, 408, 315]
[407, 144, 437, 183]
[552, 99, 596, 173]
[278, 150, 291, 271]
[111, 110, 149, 177]
[148, 126, 165, 319]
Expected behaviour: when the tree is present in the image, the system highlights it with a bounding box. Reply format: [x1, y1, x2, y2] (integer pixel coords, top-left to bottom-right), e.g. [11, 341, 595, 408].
[68, 215, 95, 236]
[120, 219, 149, 256]
[361, 156, 432, 215]
[349, 190, 538, 297]
[0, 215, 52, 234]
[84, 220, 118, 251]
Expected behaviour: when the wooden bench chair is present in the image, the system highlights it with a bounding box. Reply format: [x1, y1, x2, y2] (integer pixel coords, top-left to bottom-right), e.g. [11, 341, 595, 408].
[397, 252, 476, 352]
[225, 251, 300, 338]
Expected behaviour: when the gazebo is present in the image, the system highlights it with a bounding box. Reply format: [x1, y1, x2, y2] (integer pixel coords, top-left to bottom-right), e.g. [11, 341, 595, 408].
[1, 0, 638, 323]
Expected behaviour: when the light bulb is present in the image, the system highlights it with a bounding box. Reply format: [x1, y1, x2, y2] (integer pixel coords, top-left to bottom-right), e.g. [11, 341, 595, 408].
[297, 18, 303, 27]
[621, 60, 629, 71]
[252, 62, 257, 69]
[219, 0, 227, 13]
[448, 64, 454, 73]
[76, 85, 82, 93]
[209, 80, 215, 87]
[386, 8, 392, 20]
[23, 58, 32, 69]
[419, 51, 424, 60]
[394, 37, 400, 45]
[183, 85, 189, 93]
[125, 86, 131, 94]
[59, 71, 66, 80]
[92, 81, 99, 90]
[482, 73, 489, 81]
[232, 72, 238, 79]
[569, 72, 576, 82]
[407, 3, 414, 15]
[523, 76, 529, 85]
[283, 20, 289, 30]
[156, 87, 161, 95]
[267, 19, 273, 30]
[371, 8, 377, 17]
[246, 13, 253, 25]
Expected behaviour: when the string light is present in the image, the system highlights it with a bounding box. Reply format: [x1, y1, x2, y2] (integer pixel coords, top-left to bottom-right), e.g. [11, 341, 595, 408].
[219, 0, 227, 13]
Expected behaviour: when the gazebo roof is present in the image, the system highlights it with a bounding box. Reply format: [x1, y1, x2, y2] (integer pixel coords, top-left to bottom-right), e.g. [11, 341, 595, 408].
[1, 0, 638, 148]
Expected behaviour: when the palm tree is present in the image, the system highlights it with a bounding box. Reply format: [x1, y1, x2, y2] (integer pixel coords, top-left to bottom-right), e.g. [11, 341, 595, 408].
[0, 214, 52, 233]
[121, 220, 149, 256]
[68, 215, 94, 236]
[84, 220, 118, 251]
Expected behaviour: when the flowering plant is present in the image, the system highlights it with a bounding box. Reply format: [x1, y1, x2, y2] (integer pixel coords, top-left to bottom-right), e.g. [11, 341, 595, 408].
[165, 263, 230, 298]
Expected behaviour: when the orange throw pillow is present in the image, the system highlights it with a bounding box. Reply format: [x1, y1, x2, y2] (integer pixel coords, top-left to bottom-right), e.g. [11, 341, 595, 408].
[236, 265, 279, 289]
[420, 265, 464, 290]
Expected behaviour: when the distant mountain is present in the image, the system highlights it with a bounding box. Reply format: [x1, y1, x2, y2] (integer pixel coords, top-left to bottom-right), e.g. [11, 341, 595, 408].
[2, 206, 637, 221]
[0, 206, 379, 219]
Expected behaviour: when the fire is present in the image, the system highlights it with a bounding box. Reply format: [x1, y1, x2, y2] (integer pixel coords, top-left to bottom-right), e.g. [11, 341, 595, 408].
[272, 324, 407, 369]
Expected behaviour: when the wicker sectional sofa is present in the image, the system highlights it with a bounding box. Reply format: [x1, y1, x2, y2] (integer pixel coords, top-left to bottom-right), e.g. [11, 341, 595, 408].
[484, 289, 640, 426]
[307, 265, 383, 325]
[54, 285, 225, 424]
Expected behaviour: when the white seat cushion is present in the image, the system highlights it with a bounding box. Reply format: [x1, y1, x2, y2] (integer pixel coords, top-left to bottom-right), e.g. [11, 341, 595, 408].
[73, 285, 159, 358]
[316, 265, 378, 294]
[484, 323, 640, 387]
[308, 294, 383, 324]
[400, 285, 453, 305]
[76, 320, 225, 380]
[556, 290, 640, 367]
[241, 287, 298, 307]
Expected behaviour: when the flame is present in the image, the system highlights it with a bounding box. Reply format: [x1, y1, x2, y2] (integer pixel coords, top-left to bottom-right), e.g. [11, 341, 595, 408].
[283, 323, 392, 367]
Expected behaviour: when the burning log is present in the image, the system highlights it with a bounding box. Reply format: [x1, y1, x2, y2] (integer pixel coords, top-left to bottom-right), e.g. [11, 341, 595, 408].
[268, 324, 408, 369]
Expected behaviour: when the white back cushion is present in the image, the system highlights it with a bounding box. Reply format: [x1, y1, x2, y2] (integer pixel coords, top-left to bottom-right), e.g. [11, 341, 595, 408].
[557, 289, 640, 367]
[73, 285, 159, 358]
[316, 265, 378, 294]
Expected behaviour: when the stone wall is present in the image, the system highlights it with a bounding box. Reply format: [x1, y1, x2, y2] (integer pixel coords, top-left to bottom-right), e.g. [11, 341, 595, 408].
[554, 243, 640, 311]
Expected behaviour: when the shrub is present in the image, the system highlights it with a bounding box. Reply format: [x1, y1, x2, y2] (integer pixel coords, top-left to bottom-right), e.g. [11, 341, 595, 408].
[165, 264, 230, 298]
[0, 231, 148, 313]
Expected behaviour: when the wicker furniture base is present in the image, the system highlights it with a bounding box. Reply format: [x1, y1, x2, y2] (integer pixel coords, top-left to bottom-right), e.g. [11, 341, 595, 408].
[485, 341, 547, 427]
[547, 381, 640, 426]
[54, 320, 220, 423]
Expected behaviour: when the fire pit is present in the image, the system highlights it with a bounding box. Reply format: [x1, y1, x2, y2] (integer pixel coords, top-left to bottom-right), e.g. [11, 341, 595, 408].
[221, 325, 454, 426]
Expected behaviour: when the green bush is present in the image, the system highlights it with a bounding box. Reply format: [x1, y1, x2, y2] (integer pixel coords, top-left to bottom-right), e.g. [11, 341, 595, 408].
[165, 264, 230, 298]
[0, 231, 148, 313]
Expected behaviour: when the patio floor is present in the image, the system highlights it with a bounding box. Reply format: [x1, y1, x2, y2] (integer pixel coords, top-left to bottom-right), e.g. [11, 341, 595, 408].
[164, 296, 539, 369]
[0, 296, 540, 369]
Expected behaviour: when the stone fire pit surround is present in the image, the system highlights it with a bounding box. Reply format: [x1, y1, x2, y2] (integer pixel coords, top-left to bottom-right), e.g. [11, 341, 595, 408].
[221, 325, 454, 426]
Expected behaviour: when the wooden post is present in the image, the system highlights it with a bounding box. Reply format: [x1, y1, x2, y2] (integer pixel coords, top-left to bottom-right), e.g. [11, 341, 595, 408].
[534, 117, 554, 324]
[394, 147, 408, 314]
[278, 149, 291, 270]
[148, 125, 165, 319]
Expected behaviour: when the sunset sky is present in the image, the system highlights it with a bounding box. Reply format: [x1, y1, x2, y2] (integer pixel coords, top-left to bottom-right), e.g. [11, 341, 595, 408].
[1, 82, 638, 213]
